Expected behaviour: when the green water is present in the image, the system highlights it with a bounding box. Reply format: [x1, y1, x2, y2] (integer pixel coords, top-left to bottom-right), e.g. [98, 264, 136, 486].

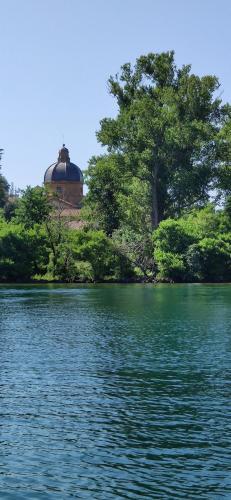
[0, 284, 231, 499]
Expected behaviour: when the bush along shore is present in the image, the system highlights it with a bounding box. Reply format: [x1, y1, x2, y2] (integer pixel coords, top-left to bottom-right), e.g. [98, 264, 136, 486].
[0, 51, 231, 283]
[0, 186, 230, 284]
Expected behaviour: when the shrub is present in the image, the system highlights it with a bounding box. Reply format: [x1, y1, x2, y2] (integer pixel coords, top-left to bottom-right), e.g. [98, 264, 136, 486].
[48, 229, 134, 282]
[0, 220, 49, 281]
[68, 229, 134, 281]
[154, 249, 187, 281]
[75, 261, 94, 282]
[153, 207, 231, 282]
[186, 236, 231, 282]
[153, 219, 195, 254]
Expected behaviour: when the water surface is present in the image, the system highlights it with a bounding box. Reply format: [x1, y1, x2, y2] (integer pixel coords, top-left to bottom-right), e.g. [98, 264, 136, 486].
[0, 284, 231, 499]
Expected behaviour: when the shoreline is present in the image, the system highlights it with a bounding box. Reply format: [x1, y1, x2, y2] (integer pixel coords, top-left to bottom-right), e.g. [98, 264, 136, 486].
[0, 280, 230, 285]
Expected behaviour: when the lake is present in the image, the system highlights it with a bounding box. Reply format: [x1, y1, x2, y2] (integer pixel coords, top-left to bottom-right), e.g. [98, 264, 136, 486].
[0, 284, 231, 499]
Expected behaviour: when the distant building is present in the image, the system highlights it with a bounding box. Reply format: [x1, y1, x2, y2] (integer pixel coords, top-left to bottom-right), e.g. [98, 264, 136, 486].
[44, 144, 84, 209]
[43, 145, 84, 228]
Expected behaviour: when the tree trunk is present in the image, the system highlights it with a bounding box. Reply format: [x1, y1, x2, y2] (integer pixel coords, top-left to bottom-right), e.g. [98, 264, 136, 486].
[151, 167, 159, 229]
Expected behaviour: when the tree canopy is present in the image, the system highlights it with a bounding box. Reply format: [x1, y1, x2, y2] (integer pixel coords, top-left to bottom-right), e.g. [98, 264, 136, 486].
[86, 51, 231, 232]
[15, 186, 52, 228]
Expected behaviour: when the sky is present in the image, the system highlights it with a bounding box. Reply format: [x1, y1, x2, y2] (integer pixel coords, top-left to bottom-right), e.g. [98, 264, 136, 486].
[1, 0, 231, 191]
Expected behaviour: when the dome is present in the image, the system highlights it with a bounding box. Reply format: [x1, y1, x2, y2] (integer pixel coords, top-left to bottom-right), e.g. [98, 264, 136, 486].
[44, 162, 83, 183]
[44, 145, 83, 183]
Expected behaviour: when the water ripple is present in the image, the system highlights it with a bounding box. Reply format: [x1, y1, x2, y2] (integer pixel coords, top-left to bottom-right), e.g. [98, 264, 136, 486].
[0, 284, 230, 498]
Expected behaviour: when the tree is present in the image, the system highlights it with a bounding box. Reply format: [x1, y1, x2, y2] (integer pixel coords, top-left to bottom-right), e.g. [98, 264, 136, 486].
[87, 51, 231, 230]
[85, 155, 124, 235]
[0, 149, 9, 208]
[112, 227, 155, 278]
[15, 186, 52, 228]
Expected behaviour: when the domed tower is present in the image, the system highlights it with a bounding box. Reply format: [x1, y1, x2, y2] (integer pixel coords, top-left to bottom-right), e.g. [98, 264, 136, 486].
[44, 145, 84, 208]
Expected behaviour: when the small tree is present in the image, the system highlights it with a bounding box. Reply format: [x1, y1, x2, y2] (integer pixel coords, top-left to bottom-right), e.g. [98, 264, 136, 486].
[15, 186, 51, 228]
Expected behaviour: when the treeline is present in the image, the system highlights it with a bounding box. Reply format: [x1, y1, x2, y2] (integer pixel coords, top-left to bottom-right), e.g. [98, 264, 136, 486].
[0, 51, 231, 283]
[0, 186, 134, 282]
[0, 187, 230, 282]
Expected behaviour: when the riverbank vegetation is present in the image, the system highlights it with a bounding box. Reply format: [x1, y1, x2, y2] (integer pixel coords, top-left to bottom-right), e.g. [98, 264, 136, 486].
[1, 52, 231, 283]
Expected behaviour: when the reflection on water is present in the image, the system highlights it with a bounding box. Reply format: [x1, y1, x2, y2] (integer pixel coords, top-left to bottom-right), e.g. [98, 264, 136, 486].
[0, 284, 231, 499]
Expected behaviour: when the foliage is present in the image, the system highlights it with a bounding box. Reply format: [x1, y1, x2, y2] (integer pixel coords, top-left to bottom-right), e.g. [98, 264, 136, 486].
[153, 205, 231, 281]
[186, 237, 231, 282]
[86, 51, 231, 231]
[112, 228, 155, 278]
[224, 196, 231, 220]
[84, 155, 125, 235]
[0, 200, 230, 283]
[0, 183, 135, 283]
[0, 175, 9, 208]
[48, 241, 77, 282]
[69, 229, 134, 281]
[0, 149, 11, 208]
[15, 186, 52, 228]
[74, 261, 94, 282]
[0, 218, 49, 281]
[3, 196, 19, 221]
[215, 117, 231, 200]
[47, 229, 134, 282]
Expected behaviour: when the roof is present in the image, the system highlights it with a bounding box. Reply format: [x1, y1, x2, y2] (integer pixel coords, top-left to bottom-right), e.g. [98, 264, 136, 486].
[44, 161, 83, 183]
[44, 145, 83, 183]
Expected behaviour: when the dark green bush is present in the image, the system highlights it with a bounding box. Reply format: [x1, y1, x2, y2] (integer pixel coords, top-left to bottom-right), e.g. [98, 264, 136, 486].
[0, 220, 49, 281]
[186, 237, 231, 282]
[153, 207, 231, 282]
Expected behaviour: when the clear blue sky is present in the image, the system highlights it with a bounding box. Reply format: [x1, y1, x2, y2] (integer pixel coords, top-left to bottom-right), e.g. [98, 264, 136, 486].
[1, 0, 231, 190]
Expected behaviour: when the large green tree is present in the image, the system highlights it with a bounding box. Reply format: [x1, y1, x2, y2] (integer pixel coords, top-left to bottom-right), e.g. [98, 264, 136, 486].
[86, 51, 231, 231]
